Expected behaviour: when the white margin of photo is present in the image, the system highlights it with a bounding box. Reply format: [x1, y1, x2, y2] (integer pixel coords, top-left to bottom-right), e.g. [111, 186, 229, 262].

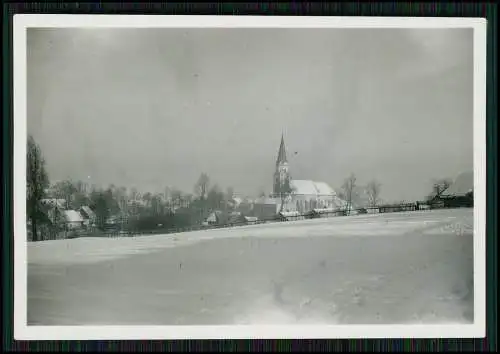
[13, 15, 487, 340]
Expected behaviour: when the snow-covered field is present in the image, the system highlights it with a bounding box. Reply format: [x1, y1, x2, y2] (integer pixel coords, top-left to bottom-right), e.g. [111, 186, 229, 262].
[27, 209, 474, 325]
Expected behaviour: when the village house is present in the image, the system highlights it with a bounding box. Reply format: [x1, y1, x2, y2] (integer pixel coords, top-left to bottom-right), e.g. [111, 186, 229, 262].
[227, 212, 259, 226]
[79, 205, 96, 227]
[61, 210, 85, 230]
[278, 210, 304, 222]
[307, 207, 346, 219]
[202, 210, 230, 227]
[437, 171, 473, 208]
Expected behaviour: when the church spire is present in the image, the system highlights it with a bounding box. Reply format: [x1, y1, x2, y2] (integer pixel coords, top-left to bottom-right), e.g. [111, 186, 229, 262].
[276, 133, 287, 166]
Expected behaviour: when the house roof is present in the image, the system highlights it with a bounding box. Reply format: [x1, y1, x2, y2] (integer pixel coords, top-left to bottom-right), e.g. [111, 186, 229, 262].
[441, 171, 474, 197]
[228, 213, 246, 224]
[205, 212, 217, 222]
[291, 180, 336, 196]
[232, 197, 243, 206]
[312, 208, 338, 214]
[205, 210, 227, 222]
[279, 211, 301, 217]
[63, 210, 84, 223]
[41, 198, 66, 209]
[80, 205, 95, 218]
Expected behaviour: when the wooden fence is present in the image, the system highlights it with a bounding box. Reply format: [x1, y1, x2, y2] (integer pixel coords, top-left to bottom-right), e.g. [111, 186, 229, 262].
[29, 201, 471, 241]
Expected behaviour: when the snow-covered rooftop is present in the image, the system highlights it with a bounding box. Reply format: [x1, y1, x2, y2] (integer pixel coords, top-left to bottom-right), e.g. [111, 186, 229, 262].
[312, 208, 338, 214]
[41, 198, 66, 209]
[63, 210, 84, 223]
[291, 180, 336, 196]
[279, 211, 301, 217]
[80, 206, 95, 219]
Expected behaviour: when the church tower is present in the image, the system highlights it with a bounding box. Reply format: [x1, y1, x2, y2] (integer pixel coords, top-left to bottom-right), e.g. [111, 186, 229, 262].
[273, 134, 291, 196]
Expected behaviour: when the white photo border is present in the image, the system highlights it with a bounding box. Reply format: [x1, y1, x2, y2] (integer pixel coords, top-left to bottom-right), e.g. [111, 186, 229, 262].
[13, 15, 488, 340]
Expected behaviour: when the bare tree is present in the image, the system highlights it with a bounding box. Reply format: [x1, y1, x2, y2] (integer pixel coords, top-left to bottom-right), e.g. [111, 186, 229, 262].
[75, 180, 86, 194]
[27, 135, 49, 241]
[195, 173, 210, 200]
[65, 179, 93, 210]
[113, 186, 128, 213]
[207, 184, 224, 210]
[182, 193, 194, 209]
[225, 186, 234, 211]
[342, 173, 357, 215]
[366, 179, 382, 208]
[108, 184, 117, 194]
[72, 190, 90, 210]
[225, 186, 234, 201]
[129, 187, 139, 201]
[142, 192, 152, 207]
[427, 178, 453, 201]
[170, 189, 183, 208]
[151, 194, 164, 215]
[163, 186, 171, 201]
[89, 189, 109, 230]
[53, 180, 77, 209]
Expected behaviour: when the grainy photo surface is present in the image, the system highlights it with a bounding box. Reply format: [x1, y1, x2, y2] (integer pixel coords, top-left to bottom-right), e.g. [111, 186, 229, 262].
[25, 24, 476, 329]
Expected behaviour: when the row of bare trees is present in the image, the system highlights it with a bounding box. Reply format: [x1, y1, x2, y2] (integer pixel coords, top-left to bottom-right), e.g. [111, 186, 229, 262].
[194, 172, 236, 211]
[339, 173, 454, 213]
[339, 173, 382, 214]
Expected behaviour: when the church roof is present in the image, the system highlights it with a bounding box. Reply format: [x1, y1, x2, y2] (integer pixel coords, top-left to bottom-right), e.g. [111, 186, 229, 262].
[276, 134, 287, 166]
[290, 180, 336, 196]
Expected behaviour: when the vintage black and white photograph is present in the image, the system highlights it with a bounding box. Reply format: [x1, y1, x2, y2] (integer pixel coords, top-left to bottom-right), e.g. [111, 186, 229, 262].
[15, 16, 486, 339]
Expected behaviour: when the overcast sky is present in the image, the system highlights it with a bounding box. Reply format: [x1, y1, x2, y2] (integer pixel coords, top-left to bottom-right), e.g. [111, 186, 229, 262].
[27, 27, 473, 202]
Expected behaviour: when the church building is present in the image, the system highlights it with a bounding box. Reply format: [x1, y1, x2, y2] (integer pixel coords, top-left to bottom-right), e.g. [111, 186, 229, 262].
[271, 134, 346, 213]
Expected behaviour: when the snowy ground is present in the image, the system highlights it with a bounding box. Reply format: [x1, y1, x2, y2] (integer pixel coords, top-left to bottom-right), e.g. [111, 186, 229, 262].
[27, 209, 474, 325]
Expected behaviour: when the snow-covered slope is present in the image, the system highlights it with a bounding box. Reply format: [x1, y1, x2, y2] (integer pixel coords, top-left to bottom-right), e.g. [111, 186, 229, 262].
[28, 209, 474, 325]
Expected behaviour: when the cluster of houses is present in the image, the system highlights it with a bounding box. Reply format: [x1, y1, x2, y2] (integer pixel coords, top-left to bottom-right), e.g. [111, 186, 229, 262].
[200, 194, 349, 228]
[32, 167, 473, 239]
[39, 198, 97, 232]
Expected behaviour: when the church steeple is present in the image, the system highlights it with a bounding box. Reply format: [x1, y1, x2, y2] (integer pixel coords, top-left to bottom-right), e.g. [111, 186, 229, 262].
[276, 133, 287, 166]
[273, 133, 291, 196]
